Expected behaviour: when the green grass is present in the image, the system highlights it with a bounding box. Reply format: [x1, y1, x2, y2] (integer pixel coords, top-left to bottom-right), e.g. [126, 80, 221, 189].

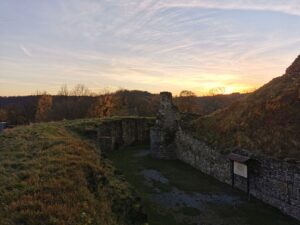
[0, 119, 149, 225]
[108, 146, 300, 225]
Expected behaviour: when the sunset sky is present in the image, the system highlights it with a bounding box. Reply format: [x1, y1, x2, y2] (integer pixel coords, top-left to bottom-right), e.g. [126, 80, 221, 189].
[1, 0, 300, 96]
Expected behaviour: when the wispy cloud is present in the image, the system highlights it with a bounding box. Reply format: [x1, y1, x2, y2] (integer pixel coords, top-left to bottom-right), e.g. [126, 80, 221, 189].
[1, 0, 300, 95]
[19, 44, 32, 57]
[159, 0, 300, 16]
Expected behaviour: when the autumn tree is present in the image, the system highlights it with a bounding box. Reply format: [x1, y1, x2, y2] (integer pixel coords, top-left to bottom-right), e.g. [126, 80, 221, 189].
[35, 94, 53, 122]
[88, 90, 113, 117]
[111, 89, 129, 116]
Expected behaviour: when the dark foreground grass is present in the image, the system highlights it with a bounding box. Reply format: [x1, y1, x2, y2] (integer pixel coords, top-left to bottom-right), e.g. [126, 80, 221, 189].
[108, 146, 300, 225]
[0, 120, 147, 225]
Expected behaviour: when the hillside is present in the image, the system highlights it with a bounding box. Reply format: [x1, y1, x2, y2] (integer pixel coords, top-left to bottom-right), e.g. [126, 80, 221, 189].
[193, 56, 300, 161]
[0, 118, 147, 225]
[174, 93, 247, 115]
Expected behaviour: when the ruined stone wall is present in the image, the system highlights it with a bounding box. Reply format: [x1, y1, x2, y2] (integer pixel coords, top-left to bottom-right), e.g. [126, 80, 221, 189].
[250, 158, 300, 220]
[150, 91, 300, 220]
[150, 128, 177, 159]
[175, 129, 300, 220]
[175, 129, 231, 184]
[150, 92, 179, 159]
[97, 118, 154, 152]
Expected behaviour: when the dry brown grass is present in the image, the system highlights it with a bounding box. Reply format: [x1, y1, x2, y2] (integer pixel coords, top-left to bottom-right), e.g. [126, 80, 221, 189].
[192, 61, 300, 161]
[0, 120, 147, 225]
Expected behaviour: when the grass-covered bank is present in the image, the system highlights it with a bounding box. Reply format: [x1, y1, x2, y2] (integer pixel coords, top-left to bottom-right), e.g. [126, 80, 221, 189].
[0, 119, 148, 225]
[108, 146, 300, 225]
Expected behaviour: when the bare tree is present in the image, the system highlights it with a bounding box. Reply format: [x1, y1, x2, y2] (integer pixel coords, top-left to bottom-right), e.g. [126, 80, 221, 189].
[175, 90, 198, 113]
[71, 84, 90, 96]
[57, 84, 69, 96]
[208, 87, 225, 96]
[34, 90, 48, 96]
[180, 90, 196, 97]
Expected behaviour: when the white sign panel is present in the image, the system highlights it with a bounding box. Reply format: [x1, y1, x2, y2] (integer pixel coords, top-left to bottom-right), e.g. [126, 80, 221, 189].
[234, 161, 248, 178]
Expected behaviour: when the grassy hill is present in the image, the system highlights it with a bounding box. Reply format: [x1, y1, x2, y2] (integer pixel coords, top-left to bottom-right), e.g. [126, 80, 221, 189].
[192, 56, 300, 161]
[0, 118, 147, 225]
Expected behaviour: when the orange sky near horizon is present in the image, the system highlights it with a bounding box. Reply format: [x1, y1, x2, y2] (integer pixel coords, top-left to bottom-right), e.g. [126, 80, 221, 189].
[1, 1, 299, 96]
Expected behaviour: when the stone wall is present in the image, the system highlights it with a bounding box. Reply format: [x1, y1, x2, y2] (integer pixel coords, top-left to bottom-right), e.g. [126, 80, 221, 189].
[175, 129, 300, 220]
[97, 118, 154, 152]
[250, 158, 300, 220]
[150, 92, 179, 159]
[150, 128, 177, 159]
[150, 92, 300, 220]
[175, 129, 232, 184]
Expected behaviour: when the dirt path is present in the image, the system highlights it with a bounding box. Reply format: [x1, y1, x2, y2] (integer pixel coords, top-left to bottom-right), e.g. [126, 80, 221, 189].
[108, 146, 300, 225]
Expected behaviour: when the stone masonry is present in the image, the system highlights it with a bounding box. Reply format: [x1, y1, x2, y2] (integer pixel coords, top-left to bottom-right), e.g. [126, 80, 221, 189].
[150, 92, 300, 221]
[97, 117, 154, 152]
[150, 92, 180, 159]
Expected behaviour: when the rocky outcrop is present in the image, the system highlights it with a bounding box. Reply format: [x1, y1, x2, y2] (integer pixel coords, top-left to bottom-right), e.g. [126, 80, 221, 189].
[150, 92, 180, 159]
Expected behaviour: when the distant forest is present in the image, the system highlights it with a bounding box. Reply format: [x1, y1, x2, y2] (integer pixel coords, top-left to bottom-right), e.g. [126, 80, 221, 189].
[0, 85, 247, 125]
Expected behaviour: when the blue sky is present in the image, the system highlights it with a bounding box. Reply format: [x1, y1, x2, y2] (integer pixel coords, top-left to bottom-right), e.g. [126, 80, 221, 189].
[1, 0, 300, 96]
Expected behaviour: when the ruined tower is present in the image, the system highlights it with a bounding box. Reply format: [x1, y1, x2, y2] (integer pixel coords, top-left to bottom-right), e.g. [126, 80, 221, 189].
[150, 92, 180, 159]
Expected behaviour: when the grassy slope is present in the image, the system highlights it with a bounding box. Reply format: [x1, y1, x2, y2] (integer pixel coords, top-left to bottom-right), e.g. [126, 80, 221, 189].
[192, 59, 300, 160]
[0, 119, 147, 225]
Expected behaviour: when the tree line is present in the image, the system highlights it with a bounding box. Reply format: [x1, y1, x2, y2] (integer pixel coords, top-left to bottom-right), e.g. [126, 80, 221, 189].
[0, 85, 247, 125]
[0, 85, 160, 125]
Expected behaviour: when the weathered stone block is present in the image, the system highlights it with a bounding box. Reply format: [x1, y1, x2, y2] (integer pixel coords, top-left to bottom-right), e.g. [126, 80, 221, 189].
[150, 92, 179, 160]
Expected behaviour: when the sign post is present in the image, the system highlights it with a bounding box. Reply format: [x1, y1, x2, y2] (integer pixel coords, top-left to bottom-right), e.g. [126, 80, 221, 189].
[228, 153, 251, 200]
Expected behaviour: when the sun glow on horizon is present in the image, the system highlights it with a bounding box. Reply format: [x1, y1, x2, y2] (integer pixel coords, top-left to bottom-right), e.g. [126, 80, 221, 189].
[223, 84, 257, 94]
[1, 1, 299, 96]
